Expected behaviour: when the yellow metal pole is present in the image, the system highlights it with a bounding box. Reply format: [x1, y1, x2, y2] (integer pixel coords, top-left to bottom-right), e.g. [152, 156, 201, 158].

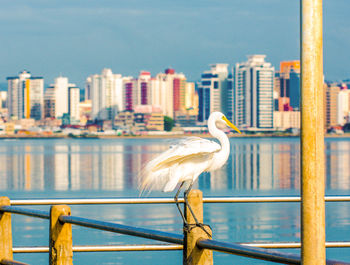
[184, 190, 213, 265]
[301, 0, 325, 264]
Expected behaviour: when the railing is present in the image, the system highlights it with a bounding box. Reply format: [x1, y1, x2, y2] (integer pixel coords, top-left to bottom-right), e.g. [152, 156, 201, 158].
[1, 192, 350, 265]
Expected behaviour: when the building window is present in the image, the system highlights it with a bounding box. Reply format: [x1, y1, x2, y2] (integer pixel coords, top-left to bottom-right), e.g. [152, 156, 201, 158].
[214, 81, 219, 89]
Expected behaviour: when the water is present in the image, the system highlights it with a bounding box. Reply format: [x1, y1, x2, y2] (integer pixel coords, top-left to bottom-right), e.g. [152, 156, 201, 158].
[1, 137, 350, 264]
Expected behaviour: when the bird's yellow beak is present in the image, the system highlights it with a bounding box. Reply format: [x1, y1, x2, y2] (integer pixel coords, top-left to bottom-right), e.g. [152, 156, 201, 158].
[222, 116, 241, 134]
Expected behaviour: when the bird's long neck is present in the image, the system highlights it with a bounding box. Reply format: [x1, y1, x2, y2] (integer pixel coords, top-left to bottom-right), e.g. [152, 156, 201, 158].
[208, 117, 230, 169]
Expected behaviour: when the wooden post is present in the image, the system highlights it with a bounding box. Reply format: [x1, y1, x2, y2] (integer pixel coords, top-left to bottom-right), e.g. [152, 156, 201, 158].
[301, 0, 325, 264]
[0, 197, 13, 262]
[184, 190, 213, 265]
[49, 205, 73, 265]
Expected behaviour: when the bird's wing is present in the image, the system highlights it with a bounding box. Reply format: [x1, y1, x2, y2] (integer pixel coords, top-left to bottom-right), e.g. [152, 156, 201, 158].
[139, 137, 221, 194]
[152, 137, 220, 170]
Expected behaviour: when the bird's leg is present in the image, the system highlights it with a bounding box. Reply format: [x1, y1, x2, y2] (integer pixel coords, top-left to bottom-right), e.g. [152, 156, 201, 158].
[174, 181, 187, 225]
[183, 183, 212, 238]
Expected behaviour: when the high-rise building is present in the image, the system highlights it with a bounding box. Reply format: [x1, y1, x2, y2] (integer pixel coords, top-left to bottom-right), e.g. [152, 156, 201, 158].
[85, 78, 92, 100]
[138, 71, 152, 105]
[289, 69, 300, 110]
[123, 77, 137, 112]
[276, 61, 300, 110]
[7, 71, 44, 120]
[337, 86, 350, 125]
[233, 55, 274, 129]
[0, 91, 7, 110]
[52, 77, 69, 118]
[324, 83, 340, 128]
[86, 68, 123, 120]
[154, 69, 187, 119]
[44, 86, 55, 118]
[198, 64, 229, 122]
[69, 86, 80, 122]
[122, 71, 155, 113]
[185, 82, 198, 115]
[44, 76, 80, 122]
[279, 61, 300, 97]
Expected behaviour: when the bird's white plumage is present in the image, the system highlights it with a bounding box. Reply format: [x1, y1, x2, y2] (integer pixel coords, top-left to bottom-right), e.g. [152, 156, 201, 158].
[139, 136, 221, 194]
[139, 111, 240, 195]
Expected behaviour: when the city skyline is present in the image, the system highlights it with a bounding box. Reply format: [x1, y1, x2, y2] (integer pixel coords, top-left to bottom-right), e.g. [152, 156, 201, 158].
[2, 57, 349, 132]
[0, 1, 349, 89]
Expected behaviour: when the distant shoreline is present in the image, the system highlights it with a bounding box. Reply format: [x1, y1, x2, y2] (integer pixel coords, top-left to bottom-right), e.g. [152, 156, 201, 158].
[0, 133, 349, 140]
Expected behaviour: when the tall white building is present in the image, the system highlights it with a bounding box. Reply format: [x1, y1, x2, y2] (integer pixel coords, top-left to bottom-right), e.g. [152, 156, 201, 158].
[7, 71, 44, 120]
[233, 55, 274, 129]
[337, 88, 350, 125]
[45, 76, 80, 121]
[198, 64, 229, 122]
[53, 77, 69, 118]
[151, 69, 187, 119]
[86, 68, 123, 120]
[0, 91, 7, 110]
[69, 86, 80, 122]
[185, 82, 197, 111]
[154, 71, 175, 118]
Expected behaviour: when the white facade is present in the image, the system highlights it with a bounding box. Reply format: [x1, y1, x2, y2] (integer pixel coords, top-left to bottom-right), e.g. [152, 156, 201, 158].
[87, 68, 123, 120]
[53, 77, 69, 118]
[154, 72, 175, 118]
[274, 111, 301, 129]
[337, 89, 350, 125]
[0, 91, 7, 110]
[69, 87, 80, 121]
[153, 71, 186, 118]
[233, 55, 274, 129]
[185, 82, 196, 110]
[47, 76, 80, 120]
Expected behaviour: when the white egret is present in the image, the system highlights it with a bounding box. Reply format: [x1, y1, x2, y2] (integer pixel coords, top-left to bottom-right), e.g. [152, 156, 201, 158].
[139, 112, 241, 235]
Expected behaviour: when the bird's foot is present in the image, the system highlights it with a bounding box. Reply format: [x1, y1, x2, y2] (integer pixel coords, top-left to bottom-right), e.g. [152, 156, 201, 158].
[184, 223, 212, 238]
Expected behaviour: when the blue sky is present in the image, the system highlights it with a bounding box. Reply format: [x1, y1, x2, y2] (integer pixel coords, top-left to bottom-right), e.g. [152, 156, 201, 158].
[0, 0, 349, 87]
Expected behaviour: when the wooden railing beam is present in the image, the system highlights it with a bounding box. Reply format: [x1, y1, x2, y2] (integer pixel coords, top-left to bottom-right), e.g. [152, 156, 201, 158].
[183, 190, 213, 265]
[49, 205, 73, 265]
[0, 197, 13, 262]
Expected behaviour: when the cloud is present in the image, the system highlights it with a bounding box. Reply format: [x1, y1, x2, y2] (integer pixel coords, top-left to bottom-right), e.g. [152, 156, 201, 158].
[0, 0, 348, 86]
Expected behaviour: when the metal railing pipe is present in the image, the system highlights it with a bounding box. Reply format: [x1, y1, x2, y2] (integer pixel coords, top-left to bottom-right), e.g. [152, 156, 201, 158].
[197, 239, 350, 265]
[0, 206, 49, 220]
[0, 259, 28, 265]
[9, 195, 350, 205]
[59, 215, 183, 245]
[10, 198, 183, 205]
[72, 244, 183, 252]
[13, 245, 183, 253]
[11, 241, 350, 254]
[197, 239, 301, 264]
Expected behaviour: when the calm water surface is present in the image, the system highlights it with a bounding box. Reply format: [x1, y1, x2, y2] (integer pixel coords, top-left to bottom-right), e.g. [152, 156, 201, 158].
[1, 137, 350, 264]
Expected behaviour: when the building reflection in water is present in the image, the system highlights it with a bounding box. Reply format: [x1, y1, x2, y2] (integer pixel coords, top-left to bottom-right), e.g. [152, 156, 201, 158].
[0, 138, 349, 191]
[326, 140, 350, 190]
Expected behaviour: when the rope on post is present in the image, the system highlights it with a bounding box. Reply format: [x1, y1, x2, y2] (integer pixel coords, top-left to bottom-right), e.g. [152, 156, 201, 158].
[0, 197, 13, 263]
[183, 190, 213, 265]
[49, 205, 73, 265]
